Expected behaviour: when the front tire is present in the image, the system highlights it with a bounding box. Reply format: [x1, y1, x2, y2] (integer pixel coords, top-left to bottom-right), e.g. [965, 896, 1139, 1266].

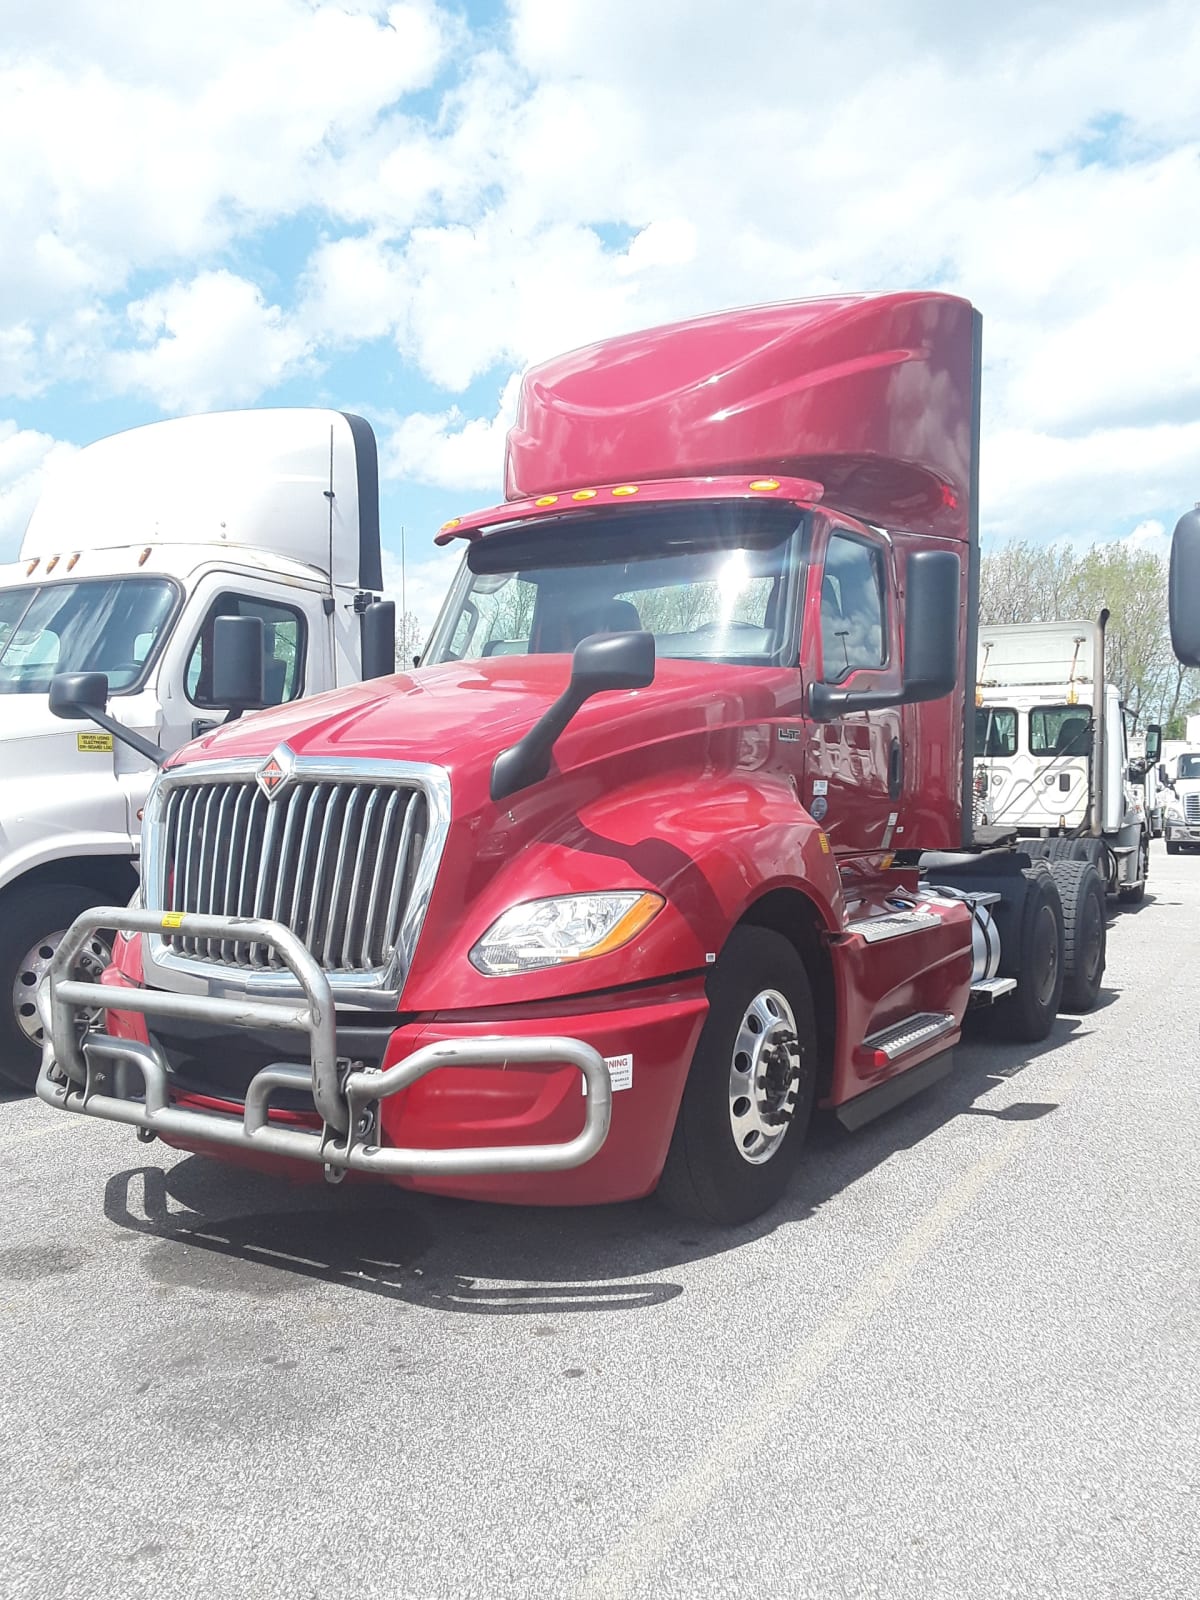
[0, 885, 113, 1092]
[658, 927, 818, 1225]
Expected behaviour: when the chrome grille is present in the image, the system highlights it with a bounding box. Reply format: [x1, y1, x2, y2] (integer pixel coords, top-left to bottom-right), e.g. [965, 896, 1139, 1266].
[1185, 794, 1200, 823]
[159, 777, 430, 974]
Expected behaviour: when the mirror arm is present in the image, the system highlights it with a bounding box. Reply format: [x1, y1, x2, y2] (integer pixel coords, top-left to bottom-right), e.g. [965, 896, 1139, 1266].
[80, 706, 165, 766]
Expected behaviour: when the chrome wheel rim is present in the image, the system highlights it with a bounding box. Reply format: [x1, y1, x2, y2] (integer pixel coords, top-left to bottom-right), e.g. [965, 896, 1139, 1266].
[727, 988, 803, 1165]
[13, 929, 111, 1048]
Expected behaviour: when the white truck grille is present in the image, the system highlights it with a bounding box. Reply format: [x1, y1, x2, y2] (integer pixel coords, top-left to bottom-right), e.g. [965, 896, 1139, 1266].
[1185, 794, 1200, 823]
[155, 772, 434, 977]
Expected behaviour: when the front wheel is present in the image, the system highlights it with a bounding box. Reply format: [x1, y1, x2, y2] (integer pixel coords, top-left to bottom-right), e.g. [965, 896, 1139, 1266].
[658, 927, 818, 1225]
[0, 885, 113, 1092]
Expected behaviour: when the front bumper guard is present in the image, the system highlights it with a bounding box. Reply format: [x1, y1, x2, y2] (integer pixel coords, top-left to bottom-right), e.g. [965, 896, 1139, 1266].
[37, 907, 613, 1181]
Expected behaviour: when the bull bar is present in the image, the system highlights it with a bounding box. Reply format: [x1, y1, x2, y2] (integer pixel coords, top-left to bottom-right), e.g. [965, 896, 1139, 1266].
[36, 907, 613, 1181]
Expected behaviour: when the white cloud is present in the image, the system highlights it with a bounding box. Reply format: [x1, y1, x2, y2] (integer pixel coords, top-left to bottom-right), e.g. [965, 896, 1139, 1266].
[381, 548, 460, 644]
[5, 0, 1200, 549]
[108, 271, 313, 411]
[380, 374, 519, 492]
[0, 423, 78, 558]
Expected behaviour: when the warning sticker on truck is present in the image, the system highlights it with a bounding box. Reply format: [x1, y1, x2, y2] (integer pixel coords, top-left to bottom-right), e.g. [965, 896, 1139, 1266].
[582, 1054, 633, 1095]
[77, 732, 114, 753]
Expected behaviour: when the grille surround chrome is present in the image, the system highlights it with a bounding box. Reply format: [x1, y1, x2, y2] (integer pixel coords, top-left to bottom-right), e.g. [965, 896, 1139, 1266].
[1185, 793, 1200, 824]
[141, 753, 451, 1008]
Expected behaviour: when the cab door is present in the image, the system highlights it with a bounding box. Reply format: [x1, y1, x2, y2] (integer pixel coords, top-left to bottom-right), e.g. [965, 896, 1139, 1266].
[802, 524, 903, 861]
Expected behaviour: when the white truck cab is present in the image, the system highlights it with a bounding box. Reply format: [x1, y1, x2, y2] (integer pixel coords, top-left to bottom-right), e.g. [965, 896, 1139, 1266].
[974, 616, 1154, 901]
[0, 408, 393, 1087]
[1162, 751, 1200, 853]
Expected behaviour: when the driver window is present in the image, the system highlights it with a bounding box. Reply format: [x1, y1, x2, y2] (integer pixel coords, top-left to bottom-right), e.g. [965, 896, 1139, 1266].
[186, 594, 305, 708]
[820, 533, 886, 680]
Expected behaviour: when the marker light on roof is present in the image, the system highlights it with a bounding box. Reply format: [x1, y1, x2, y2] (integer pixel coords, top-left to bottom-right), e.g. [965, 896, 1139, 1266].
[440, 517, 461, 532]
[25, 559, 38, 576]
[572, 489, 598, 501]
[46, 555, 59, 572]
[67, 553, 80, 570]
[611, 485, 639, 497]
[749, 478, 780, 492]
[535, 495, 559, 507]
[138, 548, 152, 566]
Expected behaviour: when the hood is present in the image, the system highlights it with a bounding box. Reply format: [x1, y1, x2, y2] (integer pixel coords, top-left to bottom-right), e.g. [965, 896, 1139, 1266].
[0, 694, 73, 743]
[171, 655, 799, 780]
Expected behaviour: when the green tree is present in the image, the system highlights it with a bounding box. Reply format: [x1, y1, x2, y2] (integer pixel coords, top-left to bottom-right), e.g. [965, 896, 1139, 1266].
[979, 538, 1199, 730]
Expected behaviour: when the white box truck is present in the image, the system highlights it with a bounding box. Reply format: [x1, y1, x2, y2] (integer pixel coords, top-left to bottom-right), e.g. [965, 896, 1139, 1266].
[0, 408, 395, 1087]
[974, 614, 1157, 901]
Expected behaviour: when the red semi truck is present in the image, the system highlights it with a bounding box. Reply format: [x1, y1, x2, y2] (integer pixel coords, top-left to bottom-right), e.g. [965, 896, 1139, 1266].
[37, 292, 1071, 1223]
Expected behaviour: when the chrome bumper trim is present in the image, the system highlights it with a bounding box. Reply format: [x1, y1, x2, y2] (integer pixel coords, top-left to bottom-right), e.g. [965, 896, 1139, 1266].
[39, 907, 613, 1179]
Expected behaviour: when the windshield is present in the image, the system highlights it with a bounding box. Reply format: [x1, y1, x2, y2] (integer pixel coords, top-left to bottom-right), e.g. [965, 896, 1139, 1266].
[0, 578, 179, 694]
[1178, 755, 1200, 779]
[424, 503, 805, 668]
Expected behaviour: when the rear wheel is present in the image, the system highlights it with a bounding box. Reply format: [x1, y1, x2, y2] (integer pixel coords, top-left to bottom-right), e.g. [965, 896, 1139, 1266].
[1049, 860, 1107, 1012]
[993, 869, 1065, 1042]
[0, 886, 113, 1092]
[658, 927, 817, 1225]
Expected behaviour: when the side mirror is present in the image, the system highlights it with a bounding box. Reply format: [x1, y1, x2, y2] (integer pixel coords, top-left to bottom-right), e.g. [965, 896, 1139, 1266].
[1145, 723, 1162, 763]
[360, 599, 396, 681]
[211, 615, 267, 717]
[48, 670, 164, 765]
[810, 549, 961, 720]
[491, 631, 655, 801]
[49, 670, 110, 721]
[1169, 507, 1200, 666]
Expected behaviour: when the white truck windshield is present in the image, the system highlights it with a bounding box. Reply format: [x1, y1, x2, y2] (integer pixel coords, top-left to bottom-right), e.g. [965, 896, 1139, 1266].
[424, 503, 805, 668]
[0, 578, 178, 694]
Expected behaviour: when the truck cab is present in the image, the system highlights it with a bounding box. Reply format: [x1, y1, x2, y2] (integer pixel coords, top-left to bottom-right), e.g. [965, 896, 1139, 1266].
[1163, 751, 1200, 853]
[37, 293, 1078, 1225]
[0, 409, 391, 1087]
[973, 618, 1152, 900]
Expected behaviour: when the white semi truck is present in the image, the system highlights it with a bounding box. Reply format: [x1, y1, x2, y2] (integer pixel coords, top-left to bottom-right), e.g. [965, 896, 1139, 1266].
[974, 615, 1157, 901]
[0, 408, 395, 1088]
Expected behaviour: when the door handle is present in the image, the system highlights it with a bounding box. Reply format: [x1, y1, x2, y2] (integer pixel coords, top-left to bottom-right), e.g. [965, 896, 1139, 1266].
[888, 739, 903, 800]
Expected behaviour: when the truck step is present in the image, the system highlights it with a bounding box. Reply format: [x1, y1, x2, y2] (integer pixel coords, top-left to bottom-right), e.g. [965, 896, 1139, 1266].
[968, 976, 1017, 1008]
[848, 910, 941, 944]
[862, 1011, 957, 1065]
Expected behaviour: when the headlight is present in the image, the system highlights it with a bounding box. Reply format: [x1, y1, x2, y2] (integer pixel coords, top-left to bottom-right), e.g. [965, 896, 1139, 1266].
[1165, 804, 1183, 821]
[469, 892, 664, 976]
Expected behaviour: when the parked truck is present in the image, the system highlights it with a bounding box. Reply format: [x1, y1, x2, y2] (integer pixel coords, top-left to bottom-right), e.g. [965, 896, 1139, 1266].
[974, 617, 1158, 900]
[37, 292, 1085, 1225]
[0, 408, 394, 1088]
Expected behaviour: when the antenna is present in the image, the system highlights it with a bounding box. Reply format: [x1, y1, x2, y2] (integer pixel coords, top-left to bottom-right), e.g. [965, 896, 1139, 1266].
[401, 524, 406, 623]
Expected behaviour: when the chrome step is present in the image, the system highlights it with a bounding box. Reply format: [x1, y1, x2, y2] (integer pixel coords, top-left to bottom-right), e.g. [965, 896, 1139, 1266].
[862, 1011, 957, 1063]
[968, 976, 1017, 1008]
[848, 910, 941, 944]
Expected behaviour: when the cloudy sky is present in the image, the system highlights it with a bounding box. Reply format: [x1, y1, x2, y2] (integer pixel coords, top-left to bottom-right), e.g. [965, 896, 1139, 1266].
[3, 0, 1198, 635]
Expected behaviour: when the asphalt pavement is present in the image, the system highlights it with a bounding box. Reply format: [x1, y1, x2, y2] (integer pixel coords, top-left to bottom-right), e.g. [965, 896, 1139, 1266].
[2, 841, 1197, 1600]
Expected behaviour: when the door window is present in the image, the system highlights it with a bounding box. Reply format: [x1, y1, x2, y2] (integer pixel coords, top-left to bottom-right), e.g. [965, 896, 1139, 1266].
[820, 534, 887, 680]
[1030, 706, 1091, 757]
[186, 594, 306, 708]
[975, 706, 1017, 757]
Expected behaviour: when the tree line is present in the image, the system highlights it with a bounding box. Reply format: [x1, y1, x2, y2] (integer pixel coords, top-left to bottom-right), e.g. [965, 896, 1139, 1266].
[979, 540, 1198, 736]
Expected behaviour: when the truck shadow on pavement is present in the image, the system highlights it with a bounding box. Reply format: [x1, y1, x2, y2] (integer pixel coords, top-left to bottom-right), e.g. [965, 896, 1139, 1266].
[98, 994, 1111, 1318]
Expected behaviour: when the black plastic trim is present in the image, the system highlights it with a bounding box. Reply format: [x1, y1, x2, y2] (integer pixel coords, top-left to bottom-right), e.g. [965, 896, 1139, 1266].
[835, 1048, 956, 1131]
[340, 412, 382, 592]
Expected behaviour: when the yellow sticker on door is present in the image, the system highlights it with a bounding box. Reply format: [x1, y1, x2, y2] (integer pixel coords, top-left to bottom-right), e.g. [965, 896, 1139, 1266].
[77, 732, 114, 753]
